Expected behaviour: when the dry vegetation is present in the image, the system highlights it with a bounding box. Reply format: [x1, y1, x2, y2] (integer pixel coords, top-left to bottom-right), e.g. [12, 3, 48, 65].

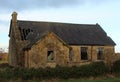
[0, 53, 8, 64]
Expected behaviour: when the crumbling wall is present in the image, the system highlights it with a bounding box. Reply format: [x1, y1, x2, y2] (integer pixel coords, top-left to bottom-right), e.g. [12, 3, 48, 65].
[25, 32, 69, 68]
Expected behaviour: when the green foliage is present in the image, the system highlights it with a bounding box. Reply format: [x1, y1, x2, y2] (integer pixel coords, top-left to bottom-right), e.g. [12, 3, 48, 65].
[73, 61, 108, 77]
[0, 61, 109, 80]
[59, 77, 120, 82]
[90, 62, 108, 76]
[112, 60, 120, 73]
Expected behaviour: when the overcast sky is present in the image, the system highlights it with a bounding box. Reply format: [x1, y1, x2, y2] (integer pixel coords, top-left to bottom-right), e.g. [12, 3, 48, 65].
[0, 0, 120, 52]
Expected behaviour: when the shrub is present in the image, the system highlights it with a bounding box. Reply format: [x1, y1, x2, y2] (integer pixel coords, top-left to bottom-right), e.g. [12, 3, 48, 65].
[74, 61, 108, 77]
[90, 61, 108, 76]
[0, 67, 14, 79]
[0, 61, 109, 80]
[55, 66, 72, 79]
[112, 60, 120, 73]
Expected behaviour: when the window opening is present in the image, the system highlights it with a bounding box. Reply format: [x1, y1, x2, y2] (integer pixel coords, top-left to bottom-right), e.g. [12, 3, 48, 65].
[81, 47, 88, 60]
[47, 51, 54, 61]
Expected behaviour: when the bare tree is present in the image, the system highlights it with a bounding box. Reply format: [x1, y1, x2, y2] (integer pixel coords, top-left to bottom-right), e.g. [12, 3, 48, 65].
[0, 48, 5, 53]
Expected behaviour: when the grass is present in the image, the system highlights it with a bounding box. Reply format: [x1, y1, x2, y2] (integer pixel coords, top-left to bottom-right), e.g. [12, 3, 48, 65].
[59, 77, 120, 82]
[0, 78, 120, 82]
[0, 61, 119, 82]
[0, 60, 8, 64]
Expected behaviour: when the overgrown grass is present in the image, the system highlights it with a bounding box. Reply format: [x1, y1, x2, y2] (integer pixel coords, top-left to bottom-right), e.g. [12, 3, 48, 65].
[0, 61, 108, 80]
[0, 77, 120, 82]
[59, 77, 120, 82]
[0, 60, 120, 82]
[0, 60, 8, 64]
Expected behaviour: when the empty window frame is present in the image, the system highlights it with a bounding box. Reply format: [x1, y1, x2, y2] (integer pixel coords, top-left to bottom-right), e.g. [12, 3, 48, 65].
[97, 47, 103, 60]
[69, 48, 73, 61]
[47, 51, 54, 61]
[81, 47, 88, 60]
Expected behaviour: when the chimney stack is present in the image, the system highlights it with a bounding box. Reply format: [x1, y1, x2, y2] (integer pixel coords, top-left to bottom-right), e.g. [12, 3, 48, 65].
[12, 12, 17, 24]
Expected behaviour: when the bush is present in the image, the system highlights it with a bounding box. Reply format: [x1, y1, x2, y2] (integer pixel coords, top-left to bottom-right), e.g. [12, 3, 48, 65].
[54, 61, 108, 78]
[90, 61, 108, 76]
[0, 61, 109, 80]
[74, 61, 108, 77]
[112, 60, 120, 73]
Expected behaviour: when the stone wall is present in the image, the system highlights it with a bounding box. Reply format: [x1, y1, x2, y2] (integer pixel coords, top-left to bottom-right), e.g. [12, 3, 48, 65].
[25, 32, 69, 68]
[113, 53, 120, 61]
[68, 46, 115, 67]
[24, 32, 115, 68]
[104, 46, 115, 66]
[9, 12, 29, 67]
[9, 27, 18, 66]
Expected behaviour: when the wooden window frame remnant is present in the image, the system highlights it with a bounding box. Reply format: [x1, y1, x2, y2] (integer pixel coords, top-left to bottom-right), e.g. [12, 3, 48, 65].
[81, 47, 88, 60]
[97, 47, 104, 60]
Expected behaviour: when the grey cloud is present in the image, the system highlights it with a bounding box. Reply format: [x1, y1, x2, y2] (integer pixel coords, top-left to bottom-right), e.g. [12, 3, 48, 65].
[0, 0, 110, 11]
[0, 0, 80, 10]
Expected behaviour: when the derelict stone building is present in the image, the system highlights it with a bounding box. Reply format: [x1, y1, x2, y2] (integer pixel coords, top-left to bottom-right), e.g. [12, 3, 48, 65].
[8, 12, 116, 68]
